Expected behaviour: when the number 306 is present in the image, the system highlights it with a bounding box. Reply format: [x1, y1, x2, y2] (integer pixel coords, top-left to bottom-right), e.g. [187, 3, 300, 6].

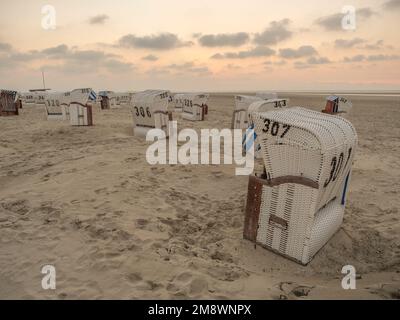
[134, 106, 151, 118]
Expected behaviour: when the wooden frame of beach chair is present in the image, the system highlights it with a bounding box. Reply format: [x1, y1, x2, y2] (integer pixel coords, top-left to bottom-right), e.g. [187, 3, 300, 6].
[181, 93, 210, 121]
[0, 90, 19, 116]
[69, 88, 96, 126]
[243, 107, 357, 265]
[131, 90, 171, 138]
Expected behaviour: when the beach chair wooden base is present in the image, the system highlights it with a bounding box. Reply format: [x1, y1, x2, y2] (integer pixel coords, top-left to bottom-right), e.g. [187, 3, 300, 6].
[70, 103, 93, 126]
[243, 174, 345, 265]
[0, 108, 19, 116]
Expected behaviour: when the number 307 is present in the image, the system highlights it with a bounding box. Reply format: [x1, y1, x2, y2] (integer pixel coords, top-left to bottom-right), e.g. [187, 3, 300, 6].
[262, 119, 291, 138]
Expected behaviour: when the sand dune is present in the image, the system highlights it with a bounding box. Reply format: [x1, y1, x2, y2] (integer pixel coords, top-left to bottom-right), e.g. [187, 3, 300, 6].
[0, 93, 399, 299]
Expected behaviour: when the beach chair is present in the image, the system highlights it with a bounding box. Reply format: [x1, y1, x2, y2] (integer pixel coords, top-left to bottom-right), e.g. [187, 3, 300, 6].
[243, 107, 357, 265]
[323, 96, 352, 116]
[34, 93, 46, 107]
[232, 95, 263, 129]
[98, 91, 117, 109]
[0, 90, 19, 116]
[69, 88, 96, 126]
[115, 92, 131, 107]
[173, 94, 185, 112]
[44, 92, 71, 120]
[181, 93, 210, 121]
[20, 93, 36, 107]
[131, 90, 171, 138]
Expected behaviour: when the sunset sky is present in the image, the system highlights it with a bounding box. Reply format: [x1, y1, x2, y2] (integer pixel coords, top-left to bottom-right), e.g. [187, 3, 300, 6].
[0, 0, 399, 92]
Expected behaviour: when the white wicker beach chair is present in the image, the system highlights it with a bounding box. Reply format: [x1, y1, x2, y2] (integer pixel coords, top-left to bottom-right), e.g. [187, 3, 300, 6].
[44, 92, 71, 121]
[180, 93, 209, 121]
[20, 92, 36, 107]
[0, 90, 19, 116]
[244, 99, 290, 158]
[33, 92, 46, 107]
[232, 95, 263, 129]
[69, 88, 96, 126]
[131, 90, 171, 138]
[173, 94, 184, 112]
[243, 107, 357, 264]
[114, 92, 131, 107]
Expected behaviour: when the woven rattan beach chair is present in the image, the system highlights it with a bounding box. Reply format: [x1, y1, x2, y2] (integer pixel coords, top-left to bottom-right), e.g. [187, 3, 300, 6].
[0, 90, 19, 116]
[243, 99, 290, 158]
[173, 94, 184, 112]
[44, 92, 71, 120]
[69, 88, 96, 126]
[243, 107, 357, 264]
[180, 93, 209, 121]
[114, 92, 131, 107]
[231, 95, 263, 129]
[131, 90, 171, 138]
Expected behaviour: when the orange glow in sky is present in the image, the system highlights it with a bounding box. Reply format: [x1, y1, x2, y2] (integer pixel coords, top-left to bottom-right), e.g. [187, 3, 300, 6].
[0, 0, 399, 91]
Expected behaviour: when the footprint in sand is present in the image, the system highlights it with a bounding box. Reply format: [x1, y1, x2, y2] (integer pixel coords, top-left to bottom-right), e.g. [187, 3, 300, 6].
[277, 282, 314, 299]
[367, 283, 400, 299]
[167, 271, 209, 297]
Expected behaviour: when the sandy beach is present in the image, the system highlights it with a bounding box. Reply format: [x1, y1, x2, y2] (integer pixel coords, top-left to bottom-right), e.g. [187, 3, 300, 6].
[0, 93, 399, 299]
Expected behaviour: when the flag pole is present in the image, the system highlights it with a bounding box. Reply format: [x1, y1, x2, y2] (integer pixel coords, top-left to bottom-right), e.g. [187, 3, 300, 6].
[42, 70, 46, 90]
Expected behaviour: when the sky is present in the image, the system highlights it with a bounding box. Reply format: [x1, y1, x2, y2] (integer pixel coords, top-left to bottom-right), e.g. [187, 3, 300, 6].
[0, 0, 399, 92]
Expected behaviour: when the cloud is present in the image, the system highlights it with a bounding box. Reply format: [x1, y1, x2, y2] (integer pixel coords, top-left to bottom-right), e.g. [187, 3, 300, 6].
[0, 42, 12, 52]
[315, 7, 376, 31]
[307, 56, 331, 64]
[366, 54, 400, 61]
[334, 38, 366, 48]
[225, 64, 242, 70]
[118, 33, 193, 50]
[343, 54, 400, 63]
[142, 54, 159, 61]
[279, 45, 317, 59]
[41, 44, 69, 57]
[101, 59, 133, 71]
[343, 55, 366, 63]
[383, 0, 400, 10]
[89, 14, 109, 25]
[362, 40, 384, 50]
[198, 32, 249, 47]
[293, 56, 332, 69]
[0, 44, 133, 73]
[254, 19, 292, 45]
[165, 62, 211, 75]
[211, 46, 275, 59]
[294, 61, 312, 69]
